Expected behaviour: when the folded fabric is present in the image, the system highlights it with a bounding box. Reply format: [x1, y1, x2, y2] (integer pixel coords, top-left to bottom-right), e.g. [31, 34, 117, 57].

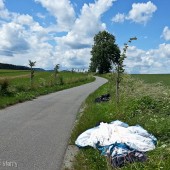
[75, 120, 157, 152]
[75, 120, 157, 167]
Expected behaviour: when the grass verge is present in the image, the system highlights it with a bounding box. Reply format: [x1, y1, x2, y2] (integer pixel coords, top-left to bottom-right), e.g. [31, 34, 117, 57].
[70, 73, 170, 170]
[0, 72, 95, 109]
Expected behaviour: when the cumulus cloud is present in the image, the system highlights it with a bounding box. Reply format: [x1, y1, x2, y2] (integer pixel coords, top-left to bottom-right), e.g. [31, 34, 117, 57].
[2, 0, 168, 73]
[0, 0, 4, 9]
[58, 0, 115, 49]
[54, 0, 116, 69]
[112, 13, 125, 23]
[36, 13, 46, 19]
[35, 0, 76, 31]
[0, 0, 10, 19]
[0, 22, 30, 56]
[162, 26, 170, 41]
[0, 0, 116, 69]
[0, 5, 55, 69]
[112, 1, 157, 24]
[125, 44, 170, 74]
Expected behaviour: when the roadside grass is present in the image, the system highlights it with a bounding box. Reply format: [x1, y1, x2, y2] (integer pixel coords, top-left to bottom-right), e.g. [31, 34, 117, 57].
[0, 71, 95, 109]
[70, 73, 170, 170]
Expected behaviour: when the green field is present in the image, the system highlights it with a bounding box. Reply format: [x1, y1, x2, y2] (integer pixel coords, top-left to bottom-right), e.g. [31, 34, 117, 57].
[70, 74, 170, 170]
[131, 74, 170, 86]
[0, 70, 95, 109]
[0, 69, 30, 77]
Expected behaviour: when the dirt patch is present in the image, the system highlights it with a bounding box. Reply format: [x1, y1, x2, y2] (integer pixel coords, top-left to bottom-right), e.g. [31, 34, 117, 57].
[0, 74, 30, 80]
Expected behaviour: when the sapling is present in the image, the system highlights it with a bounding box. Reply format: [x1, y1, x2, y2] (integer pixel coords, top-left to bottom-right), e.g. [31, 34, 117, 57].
[54, 64, 60, 84]
[29, 60, 36, 88]
[115, 37, 137, 104]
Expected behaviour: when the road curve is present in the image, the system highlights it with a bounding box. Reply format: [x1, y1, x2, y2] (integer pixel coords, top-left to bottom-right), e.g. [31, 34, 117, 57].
[0, 76, 107, 170]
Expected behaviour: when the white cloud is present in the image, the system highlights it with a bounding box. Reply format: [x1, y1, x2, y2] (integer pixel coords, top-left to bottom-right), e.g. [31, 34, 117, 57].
[0, 9, 55, 69]
[162, 26, 170, 41]
[36, 13, 46, 19]
[0, 22, 30, 56]
[58, 0, 115, 49]
[0, 0, 10, 19]
[112, 13, 125, 23]
[0, 0, 116, 70]
[125, 44, 170, 74]
[1, 0, 168, 74]
[112, 1, 157, 24]
[54, 0, 115, 69]
[35, 0, 76, 31]
[0, 0, 5, 9]
[128, 1, 157, 24]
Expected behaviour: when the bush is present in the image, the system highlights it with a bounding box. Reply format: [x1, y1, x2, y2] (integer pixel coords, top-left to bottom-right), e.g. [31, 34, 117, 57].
[58, 75, 64, 85]
[0, 79, 10, 94]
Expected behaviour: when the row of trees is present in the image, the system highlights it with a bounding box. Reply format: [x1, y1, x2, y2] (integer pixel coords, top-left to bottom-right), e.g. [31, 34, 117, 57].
[0, 63, 30, 70]
[89, 30, 137, 103]
[28, 60, 60, 88]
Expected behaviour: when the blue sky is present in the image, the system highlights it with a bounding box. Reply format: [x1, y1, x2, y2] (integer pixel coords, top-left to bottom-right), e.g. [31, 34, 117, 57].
[0, 0, 170, 73]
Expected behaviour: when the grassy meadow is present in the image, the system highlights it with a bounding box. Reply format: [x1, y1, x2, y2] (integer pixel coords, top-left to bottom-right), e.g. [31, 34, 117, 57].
[0, 70, 95, 109]
[131, 74, 170, 86]
[70, 73, 170, 170]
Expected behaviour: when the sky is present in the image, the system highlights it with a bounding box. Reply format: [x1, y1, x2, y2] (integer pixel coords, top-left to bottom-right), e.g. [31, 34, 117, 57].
[0, 0, 170, 73]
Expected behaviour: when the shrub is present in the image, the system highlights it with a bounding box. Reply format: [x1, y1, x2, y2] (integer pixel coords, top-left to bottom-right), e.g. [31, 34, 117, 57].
[0, 79, 10, 94]
[58, 75, 64, 85]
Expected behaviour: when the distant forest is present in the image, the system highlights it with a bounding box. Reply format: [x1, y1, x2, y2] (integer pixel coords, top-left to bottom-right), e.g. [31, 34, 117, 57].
[0, 63, 30, 70]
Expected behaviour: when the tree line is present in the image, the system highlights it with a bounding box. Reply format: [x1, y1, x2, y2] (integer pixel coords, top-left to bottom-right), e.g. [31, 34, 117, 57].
[0, 63, 30, 70]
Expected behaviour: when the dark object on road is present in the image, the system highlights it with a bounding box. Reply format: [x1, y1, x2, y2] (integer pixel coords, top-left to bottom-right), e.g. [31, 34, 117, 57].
[95, 93, 110, 103]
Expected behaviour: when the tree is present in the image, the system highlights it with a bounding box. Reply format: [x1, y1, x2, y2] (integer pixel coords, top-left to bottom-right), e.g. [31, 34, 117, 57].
[89, 30, 120, 74]
[29, 60, 36, 87]
[115, 37, 137, 104]
[54, 64, 60, 79]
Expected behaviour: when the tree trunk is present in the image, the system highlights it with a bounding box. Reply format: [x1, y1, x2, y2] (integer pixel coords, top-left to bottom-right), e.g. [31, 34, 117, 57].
[116, 65, 120, 104]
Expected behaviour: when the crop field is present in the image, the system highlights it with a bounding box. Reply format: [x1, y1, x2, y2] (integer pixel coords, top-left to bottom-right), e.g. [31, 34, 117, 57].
[0, 70, 94, 108]
[0, 69, 30, 76]
[131, 74, 170, 86]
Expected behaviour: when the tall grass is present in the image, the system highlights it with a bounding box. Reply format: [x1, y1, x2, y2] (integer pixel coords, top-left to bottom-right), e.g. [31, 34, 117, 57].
[0, 71, 95, 109]
[70, 74, 170, 170]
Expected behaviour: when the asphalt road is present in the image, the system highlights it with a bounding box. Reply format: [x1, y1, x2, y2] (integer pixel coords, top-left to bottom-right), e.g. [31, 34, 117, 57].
[0, 76, 107, 170]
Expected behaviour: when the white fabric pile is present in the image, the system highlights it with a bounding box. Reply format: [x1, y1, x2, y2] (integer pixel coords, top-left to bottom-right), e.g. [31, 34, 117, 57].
[75, 120, 156, 152]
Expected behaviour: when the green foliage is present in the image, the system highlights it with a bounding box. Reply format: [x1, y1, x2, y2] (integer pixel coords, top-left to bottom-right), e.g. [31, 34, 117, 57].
[58, 75, 64, 85]
[29, 60, 36, 87]
[54, 64, 60, 72]
[73, 148, 108, 170]
[0, 79, 10, 94]
[54, 64, 60, 80]
[89, 30, 120, 74]
[115, 37, 137, 104]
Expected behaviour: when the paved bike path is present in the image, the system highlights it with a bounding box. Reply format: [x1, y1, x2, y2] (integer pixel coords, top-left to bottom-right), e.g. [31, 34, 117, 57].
[0, 76, 107, 170]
